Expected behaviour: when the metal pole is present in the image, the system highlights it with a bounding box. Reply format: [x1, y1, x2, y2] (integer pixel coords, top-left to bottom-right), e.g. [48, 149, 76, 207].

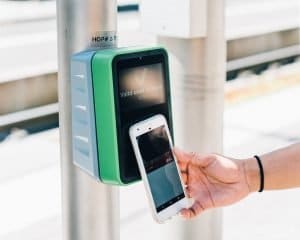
[56, 1, 119, 240]
[158, 0, 225, 239]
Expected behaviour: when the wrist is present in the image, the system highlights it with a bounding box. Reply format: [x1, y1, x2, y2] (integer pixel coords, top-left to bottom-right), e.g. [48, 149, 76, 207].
[243, 157, 260, 193]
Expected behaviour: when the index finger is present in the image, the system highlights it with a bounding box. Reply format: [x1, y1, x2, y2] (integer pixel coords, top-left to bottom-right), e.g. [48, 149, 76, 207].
[180, 202, 204, 219]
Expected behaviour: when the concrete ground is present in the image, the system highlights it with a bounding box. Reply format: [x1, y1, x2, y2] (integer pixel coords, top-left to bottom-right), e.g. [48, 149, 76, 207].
[223, 85, 300, 240]
[0, 84, 300, 240]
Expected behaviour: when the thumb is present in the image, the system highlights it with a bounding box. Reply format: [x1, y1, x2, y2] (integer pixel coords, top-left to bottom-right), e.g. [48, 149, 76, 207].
[174, 148, 191, 164]
[174, 148, 215, 168]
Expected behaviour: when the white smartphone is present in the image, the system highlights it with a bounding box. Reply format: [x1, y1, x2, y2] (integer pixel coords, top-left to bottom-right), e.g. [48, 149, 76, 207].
[129, 114, 188, 223]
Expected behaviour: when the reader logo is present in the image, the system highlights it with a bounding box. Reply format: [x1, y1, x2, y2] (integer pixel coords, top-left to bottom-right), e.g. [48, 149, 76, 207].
[90, 31, 117, 48]
[91, 35, 117, 43]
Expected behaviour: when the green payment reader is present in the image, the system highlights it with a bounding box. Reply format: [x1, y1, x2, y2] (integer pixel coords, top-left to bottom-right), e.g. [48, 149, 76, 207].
[71, 46, 173, 185]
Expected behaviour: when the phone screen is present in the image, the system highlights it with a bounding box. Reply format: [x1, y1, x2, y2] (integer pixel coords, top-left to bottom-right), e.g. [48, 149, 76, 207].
[137, 126, 184, 212]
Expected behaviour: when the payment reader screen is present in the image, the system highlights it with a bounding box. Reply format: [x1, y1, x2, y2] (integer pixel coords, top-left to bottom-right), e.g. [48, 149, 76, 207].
[137, 126, 184, 212]
[118, 63, 165, 112]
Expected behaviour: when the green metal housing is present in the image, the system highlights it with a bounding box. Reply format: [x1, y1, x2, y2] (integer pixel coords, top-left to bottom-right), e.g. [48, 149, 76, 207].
[92, 46, 171, 185]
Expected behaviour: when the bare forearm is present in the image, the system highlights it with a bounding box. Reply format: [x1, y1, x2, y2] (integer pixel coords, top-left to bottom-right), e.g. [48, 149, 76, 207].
[244, 143, 300, 192]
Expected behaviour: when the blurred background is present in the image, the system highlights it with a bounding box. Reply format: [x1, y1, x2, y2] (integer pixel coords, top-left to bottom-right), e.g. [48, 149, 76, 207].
[0, 0, 299, 239]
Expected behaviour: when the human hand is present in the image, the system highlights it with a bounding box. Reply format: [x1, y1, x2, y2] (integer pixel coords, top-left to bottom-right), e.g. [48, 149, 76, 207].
[174, 148, 252, 219]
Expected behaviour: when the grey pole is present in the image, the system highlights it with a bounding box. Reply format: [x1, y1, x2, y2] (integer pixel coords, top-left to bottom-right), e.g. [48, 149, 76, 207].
[56, 1, 119, 240]
[158, 0, 225, 239]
